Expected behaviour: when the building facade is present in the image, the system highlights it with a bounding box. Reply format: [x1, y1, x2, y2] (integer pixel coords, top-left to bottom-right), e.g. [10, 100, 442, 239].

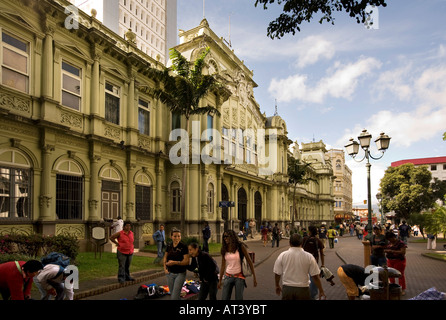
[0, 0, 335, 251]
[291, 141, 335, 228]
[327, 148, 353, 222]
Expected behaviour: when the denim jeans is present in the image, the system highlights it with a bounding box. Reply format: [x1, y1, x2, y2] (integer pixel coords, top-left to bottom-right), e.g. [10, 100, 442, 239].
[166, 272, 186, 300]
[156, 241, 164, 258]
[117, 250, 133, 282]
[221, 276, 246, 300]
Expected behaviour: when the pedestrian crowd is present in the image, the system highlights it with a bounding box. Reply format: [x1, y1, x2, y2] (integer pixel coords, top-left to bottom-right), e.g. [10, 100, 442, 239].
[0, 218, 435, 301]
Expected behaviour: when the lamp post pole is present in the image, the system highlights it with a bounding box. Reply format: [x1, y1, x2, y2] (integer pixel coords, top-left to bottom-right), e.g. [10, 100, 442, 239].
[345, 130, 391, 267]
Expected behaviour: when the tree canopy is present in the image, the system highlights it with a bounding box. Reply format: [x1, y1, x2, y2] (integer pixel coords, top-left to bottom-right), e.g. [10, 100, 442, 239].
[254, 0, 388, 38]
[380, 163, 434, 221]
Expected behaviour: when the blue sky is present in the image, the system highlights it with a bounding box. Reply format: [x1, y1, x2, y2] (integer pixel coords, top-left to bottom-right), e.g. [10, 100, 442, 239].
[177, 0, 446, 206]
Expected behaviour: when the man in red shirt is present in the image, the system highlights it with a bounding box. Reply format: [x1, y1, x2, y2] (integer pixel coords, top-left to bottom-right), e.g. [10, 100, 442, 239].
[110, 221, 135, 284]
[0, 260, 43, 300]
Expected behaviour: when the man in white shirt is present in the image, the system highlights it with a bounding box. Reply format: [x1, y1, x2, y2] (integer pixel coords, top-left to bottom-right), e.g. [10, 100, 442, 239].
[273, 233, 326, 300]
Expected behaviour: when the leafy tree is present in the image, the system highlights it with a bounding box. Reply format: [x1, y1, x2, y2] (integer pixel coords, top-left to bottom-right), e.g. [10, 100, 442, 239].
[254, 0, 387, 38]
[142, 47, 230, 232]
[432, 178, 446, 203]
[287, 155, 316, 224]
[408, 212, 427, 239]
[424, 205, 446, 239]
[380, 163, 434, 221]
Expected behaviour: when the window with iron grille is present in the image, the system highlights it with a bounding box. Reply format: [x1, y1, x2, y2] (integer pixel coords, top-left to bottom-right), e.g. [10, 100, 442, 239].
[56, 174, 83, 220]
[0, 166, 31, 219]
[135, 184, 152, 220]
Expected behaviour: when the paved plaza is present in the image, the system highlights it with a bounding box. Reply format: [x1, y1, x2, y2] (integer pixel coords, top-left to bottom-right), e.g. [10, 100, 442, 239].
[74, 234, 446, 301]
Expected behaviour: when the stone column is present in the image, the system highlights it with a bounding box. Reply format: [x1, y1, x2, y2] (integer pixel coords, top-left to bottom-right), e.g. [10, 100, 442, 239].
[126, 162, 136, 221]
[88, 154, 101, 221]
[39, 144, 55, 220]
[42, 26, 54, 98]
[90, 53, 101, 116]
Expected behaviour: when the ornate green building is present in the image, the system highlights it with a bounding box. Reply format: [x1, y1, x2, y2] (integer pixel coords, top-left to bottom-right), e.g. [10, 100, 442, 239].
[0, 0, 335, 251]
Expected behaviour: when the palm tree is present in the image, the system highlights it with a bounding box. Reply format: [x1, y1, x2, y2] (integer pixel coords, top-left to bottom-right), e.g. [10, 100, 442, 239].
[287, 155, 316, 226]
[142, 47, 230, 232]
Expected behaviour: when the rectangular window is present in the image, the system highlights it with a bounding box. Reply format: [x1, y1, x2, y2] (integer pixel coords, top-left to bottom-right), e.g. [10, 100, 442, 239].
[237, 129, 244, 162]
[1, 32, 29, 93]
[207, 114, 213, 141]
[0, 167, 31, 219]
[105, 82, 120, 125]
[56, 174, 83, 220]
[135, 185, 152, 220]
[172, 188, 181, 213]
[171, 111, 181, 130]
[61, 61, 81, 111]
[431, 165, 437, 171]
[138, 98, 150, 135]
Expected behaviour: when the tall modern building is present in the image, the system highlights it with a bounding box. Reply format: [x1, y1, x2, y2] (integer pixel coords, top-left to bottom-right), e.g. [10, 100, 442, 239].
[327, 149, 353, 222]
[69, 0, 177, 64]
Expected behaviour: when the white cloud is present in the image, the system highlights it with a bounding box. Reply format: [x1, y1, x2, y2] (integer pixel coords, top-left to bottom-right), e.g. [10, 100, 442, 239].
[341, 64, 446, 149]
[293, 36, 336, 68]
[269, 56, 382, 103]
[346, 159, 387, 206]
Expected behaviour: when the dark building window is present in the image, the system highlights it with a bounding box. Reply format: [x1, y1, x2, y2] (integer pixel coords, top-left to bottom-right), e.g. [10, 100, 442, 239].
[56, 174, 83, 220]
[135, 185, 152, 220]
[0, 166, 31, 219]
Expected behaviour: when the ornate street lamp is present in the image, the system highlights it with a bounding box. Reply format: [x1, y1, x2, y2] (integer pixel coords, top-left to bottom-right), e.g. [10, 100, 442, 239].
[345, 129, 391, 239]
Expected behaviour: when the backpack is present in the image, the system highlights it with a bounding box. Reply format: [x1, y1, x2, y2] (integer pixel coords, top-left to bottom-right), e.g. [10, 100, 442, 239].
[41, 252, 70, 268]
[303, 236, 319, 260]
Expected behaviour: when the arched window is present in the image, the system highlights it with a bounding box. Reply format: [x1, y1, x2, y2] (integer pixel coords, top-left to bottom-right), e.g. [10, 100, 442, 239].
[0, 149, 32, 219]
[171, 181, 181, 213]
[135, 172, 152, 220]
[207, 183, 214, 213]
[55, 159, 84, 220]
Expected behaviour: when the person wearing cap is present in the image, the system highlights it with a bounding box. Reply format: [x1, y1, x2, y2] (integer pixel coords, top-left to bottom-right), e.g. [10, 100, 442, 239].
[34, 264, 74, 300]
[0, 260, 43, 300]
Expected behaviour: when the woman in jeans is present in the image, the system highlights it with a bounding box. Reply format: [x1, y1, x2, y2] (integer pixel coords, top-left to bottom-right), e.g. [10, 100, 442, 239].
[218, 230, 257, 300]
[164, 228, 189, 300]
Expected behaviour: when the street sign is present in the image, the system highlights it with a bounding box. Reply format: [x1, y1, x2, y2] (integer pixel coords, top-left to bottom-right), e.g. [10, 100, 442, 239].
[219, 201, 235, 208]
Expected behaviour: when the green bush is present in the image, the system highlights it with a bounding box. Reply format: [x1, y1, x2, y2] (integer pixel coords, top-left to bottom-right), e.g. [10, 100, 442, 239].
[0, 234, 79, 261]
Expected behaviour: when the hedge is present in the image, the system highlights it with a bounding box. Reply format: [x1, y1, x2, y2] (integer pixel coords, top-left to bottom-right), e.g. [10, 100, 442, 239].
[0, 234, 79, 264]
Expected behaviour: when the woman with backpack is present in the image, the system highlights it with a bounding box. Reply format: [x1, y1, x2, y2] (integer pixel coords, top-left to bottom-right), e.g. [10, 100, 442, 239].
[218, 230, 257, 300]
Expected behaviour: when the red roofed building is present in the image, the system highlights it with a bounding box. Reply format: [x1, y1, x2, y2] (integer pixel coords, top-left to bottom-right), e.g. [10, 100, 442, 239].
[391, 157, 446, 181]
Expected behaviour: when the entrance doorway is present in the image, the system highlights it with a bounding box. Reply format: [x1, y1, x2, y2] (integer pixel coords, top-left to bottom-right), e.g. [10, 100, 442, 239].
[237, 187, 247, 225]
